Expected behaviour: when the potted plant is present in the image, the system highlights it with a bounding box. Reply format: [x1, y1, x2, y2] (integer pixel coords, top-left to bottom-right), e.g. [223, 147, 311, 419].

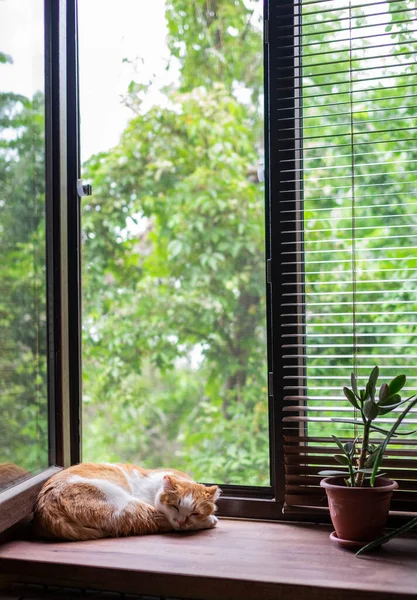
[319, 366, 417, 549]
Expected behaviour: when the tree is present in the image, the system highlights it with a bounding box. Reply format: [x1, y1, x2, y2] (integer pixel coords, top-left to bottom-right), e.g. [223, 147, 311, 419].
[81, 1, 269, 484]
[82, 85, 268, 484]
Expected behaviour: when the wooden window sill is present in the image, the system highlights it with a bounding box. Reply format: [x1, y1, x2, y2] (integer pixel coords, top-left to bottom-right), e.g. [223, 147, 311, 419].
[0, 519, 416, 600]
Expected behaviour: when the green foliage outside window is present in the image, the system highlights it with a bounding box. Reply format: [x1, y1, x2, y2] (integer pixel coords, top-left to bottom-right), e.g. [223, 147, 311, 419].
[2, 1, 416, 486]
[0, 49, 48, 476]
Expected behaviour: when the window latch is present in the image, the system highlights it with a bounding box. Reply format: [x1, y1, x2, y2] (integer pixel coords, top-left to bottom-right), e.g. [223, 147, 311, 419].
[264, 19, 269, 45]
[257, 160, 264, 183]
[77, 179, 92, 197]
[268, 372, 274, 397]
[267, 259, 272, 284]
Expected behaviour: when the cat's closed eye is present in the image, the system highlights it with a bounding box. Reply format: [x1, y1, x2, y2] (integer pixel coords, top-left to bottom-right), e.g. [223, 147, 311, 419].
[191, 512, 199, 516]
[172, 505, 179, 512]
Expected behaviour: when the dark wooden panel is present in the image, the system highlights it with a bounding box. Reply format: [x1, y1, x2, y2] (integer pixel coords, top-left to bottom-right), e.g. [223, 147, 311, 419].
[0, 520, 416, 600]
[0, 468, 62, 534]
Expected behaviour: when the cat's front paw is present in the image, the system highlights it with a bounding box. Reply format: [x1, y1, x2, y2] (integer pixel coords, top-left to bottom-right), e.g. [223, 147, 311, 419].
[186, 514, 218, 532]
[207, 514, 218, 528]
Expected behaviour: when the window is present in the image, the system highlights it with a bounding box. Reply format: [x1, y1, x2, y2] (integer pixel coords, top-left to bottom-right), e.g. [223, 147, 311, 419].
[0, 0, 49, 492]
[78, 0, 270, 488]
[1, 0, 417, 531]
[272, 0, 417, 515]
[0, 0, 80, 532]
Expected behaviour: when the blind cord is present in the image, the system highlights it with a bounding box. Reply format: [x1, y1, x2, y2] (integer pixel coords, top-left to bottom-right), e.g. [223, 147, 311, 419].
[348, 0, 359, 435]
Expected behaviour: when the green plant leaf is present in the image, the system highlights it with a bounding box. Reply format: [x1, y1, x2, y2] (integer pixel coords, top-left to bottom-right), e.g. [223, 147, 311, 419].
[334, 454, 350, 465]
[378, 383, 390, 404]
[343, 387, 359, 409]
[332, 434, 345, 453]
[369, 424, 396, 435]
[319, 470, 349, 477]
[353, 469, 386, 478]
[378, 404, 401, 416]
[344, 441, 356, 456]
[388, 374, 406, 395]
[371, 395, 417, 486]
[365, 448, 380, 467]
[378, 394, 413, 412]
[331, 418, 363, 425]
[378, 392, 401, 408]
[356, 517, 417, 557]
[363, 398, 379, 420]
[370, 423, 416, 436]
[354, 468, 379, 474]
[378, 393, 401, 415]
[365, 366, 379, 402]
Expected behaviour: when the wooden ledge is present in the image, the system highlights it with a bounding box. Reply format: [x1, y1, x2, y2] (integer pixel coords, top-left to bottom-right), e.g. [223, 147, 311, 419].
[0, 468, 62, 534]
[0, 520, 416, 600]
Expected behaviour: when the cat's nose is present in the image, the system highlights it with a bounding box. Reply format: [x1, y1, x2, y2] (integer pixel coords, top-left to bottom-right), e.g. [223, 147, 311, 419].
[178, 519, 187, 527]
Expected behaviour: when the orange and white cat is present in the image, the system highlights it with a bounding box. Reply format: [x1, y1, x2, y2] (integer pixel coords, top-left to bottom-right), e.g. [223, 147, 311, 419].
[34, 463, 221, 541]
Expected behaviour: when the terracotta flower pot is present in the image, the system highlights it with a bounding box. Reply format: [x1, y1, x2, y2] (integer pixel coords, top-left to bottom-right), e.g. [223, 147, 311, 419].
[320, 476, 398, 542]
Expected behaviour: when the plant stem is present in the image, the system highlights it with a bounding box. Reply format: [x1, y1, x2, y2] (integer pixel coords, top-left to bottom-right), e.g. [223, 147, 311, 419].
[348, 460, 355, 487]
[355, 421, 370, 487]
[356, 517, 417, 556]
[370, 394, 417, 485]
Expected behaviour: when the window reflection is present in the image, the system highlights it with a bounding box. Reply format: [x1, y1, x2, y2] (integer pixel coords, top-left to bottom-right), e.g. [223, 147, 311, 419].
[0, 0, 48, 492]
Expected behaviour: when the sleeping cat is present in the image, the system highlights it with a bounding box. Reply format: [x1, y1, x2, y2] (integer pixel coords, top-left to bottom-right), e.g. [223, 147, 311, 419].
[34, 463, 221, 541]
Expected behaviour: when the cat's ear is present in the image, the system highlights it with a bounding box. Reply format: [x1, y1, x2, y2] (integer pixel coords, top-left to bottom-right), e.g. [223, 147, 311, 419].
[206, 485, 221, 501]
[163, 475, 177, 492]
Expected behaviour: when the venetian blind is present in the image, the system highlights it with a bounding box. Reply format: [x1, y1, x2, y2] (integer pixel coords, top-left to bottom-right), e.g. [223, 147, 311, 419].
[276, 0, 417, 514]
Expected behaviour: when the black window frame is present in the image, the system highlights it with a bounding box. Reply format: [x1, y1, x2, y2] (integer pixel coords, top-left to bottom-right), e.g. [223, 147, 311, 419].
[216, 0, 306, 519]
[46, 0, 82, 469]
[0, 0, 82, 533]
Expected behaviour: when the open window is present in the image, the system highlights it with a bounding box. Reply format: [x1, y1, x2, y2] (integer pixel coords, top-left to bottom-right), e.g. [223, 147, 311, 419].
[1, 0, 417, 533]
[272, 0, 417, 517]
[0, 0, 81, 533]
[78, 0, 271, 500]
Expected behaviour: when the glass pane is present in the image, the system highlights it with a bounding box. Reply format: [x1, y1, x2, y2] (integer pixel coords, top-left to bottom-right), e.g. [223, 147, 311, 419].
[0, 0, 48, 491]
[79, 0, 269, 485]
